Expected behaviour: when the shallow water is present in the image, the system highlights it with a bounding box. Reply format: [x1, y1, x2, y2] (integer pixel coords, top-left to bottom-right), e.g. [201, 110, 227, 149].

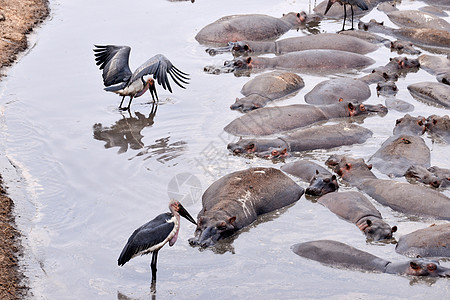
[0, 0, 449, 299]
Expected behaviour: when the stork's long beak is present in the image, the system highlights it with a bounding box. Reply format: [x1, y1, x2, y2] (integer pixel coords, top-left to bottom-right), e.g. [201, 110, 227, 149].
[149, 80, 159, 102]
[178, 204, 197, 225]
[324, 0, 333, 15]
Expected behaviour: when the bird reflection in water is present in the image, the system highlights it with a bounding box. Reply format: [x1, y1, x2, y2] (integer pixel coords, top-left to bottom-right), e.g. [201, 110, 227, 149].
[93, 104, 187, 162]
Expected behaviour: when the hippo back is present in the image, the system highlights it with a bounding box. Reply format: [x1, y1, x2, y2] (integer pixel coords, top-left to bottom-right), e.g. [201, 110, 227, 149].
[241, 71, 304, 100]
[292, 240, 388, 272]
[396, 224, 450, 258]
[201, 167, 304, 228]
[318, 191, 382, 224]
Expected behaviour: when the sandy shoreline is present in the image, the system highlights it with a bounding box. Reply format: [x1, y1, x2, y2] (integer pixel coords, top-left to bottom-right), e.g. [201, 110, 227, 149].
[0, 0, 49, 299]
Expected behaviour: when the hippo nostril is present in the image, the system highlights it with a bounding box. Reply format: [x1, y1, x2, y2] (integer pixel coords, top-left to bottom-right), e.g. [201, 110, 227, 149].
[234, 149, 241, 154]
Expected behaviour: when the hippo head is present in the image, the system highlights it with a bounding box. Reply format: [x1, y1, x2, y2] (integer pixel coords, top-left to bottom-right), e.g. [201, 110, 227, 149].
[188, 212, 237, 248]
[393, 114, 426, 136]
[344, 101, 388, 117]
[260, 148, 289, 159]
[358, 19, 384, 31]
[376, 82, 398, 97]
[326, 155, 374, 182]
[205, 41, 252, 56]
[228, 138, 287, 157]
[358, 219, 397, 241]
[223, 57, 252, 71]
[230, 97, 262, 112]
[390, 40, 421, 55]
[426, 114, 450, 133]
[305, 171, 338, 196]
[281, 12, 308, 26]
[228, 140, 258, 155]
[401, 259, 450, 277]
[390, 56, 420, 72]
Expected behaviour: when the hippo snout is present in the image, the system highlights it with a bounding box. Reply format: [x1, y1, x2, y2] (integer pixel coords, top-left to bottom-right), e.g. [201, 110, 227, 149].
[189, 226, 220, 248]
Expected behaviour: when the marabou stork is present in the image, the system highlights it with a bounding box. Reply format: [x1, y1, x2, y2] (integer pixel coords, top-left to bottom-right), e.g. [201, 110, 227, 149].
[94, 45, 189, 110]
[324, 0, 369, 31]
[118, 200, 197, 282]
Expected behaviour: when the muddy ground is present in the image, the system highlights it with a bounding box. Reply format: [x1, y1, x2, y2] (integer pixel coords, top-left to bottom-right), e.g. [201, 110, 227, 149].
[0, 0, 49, 299]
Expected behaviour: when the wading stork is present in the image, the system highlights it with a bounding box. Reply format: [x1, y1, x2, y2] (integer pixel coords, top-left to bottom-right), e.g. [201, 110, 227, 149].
[118, 200, 197, 282]
[324, 0, 369, 31]
[94, 45, 190, 110]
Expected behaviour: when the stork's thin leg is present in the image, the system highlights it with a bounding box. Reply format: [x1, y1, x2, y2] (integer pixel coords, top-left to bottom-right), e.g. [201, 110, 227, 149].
[119, 96, 126, 109]
[342, 4, 347, 31]
[151, 250, 158, 282]
[149, 80, 159, 103]
[350, 6, 355, 30]
[123, 96, 133, 111]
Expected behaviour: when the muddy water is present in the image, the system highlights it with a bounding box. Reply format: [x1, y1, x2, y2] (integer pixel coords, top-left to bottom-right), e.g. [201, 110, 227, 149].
[0, 0, 449, 299]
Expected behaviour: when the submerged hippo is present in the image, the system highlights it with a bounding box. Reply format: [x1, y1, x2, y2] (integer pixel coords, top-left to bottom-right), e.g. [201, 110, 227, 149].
[205, 50, 375, 75]
[405, 165, 450, 188]
[326, 155, 450, 220]
[368, 114, 430, 177]
[195, 13, 306, 46]
[304, 78, 371, 105]
[359, 56, 420, 85]
[386, 10, 450, 32]
[318, 191, 397, 241]
[426, 114, 450, 143]
[384, 98, 415, 113]
[418, 54, 450, 84]
[281, 160, 338, 196]
[359, 19, 450, 53]
[227, 122, 372, 158]
[407, 82, 450, 108]
[206, 33, 378, 56]
[224, 101, 386, 136]
[292, 240, 450, 277]
[188, 167, 303, 247]
[396, 224, 450, 258]
[231, 71, 304, 112]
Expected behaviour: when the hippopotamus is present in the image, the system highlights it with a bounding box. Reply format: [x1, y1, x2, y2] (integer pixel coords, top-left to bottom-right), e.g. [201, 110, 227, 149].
[384, 98, 414, 113]
[359, 19, 450, 53]
[318, 191, 397, 241]
[396, 224, 450, 258]
[419, 5, 449, 17]
[280, 160, 338, 196]
[389, 40, 421, 55]
[224, 100, 386, 136]
[292, 240, 450, 277]
[227, 123, 372, 158]
[386, 10, 450, 32]
[405, 165, 450, 188]
[377, 1, 398, 13]
[421, 0, 450, 10]
[426, 114, 450, 143]
[188, 167, 304, 247]
[359, 56, 420, 85]
[368, 115, 429, 177]
[195, 12, 306, 46]
[205, 33, 378, 56]
[204, 50, 375, 75]
[231, 71, 305, 112]
[376, 81, 398, 97]
[325, 155, 450, 220]
[418, 54, 450, 84]
[304, 78, 371, 105]
[407, 82, 450, 108]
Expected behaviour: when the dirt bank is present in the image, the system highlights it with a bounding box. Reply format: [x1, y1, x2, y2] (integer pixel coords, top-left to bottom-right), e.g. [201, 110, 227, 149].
[0, 0, 49, 299]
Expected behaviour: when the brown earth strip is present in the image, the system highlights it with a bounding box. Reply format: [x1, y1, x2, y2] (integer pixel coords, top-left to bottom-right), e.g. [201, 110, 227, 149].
[0, 0, 49, 299]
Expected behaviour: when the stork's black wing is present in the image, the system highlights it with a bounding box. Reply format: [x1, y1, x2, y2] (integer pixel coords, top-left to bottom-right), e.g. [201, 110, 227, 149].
[130, 54, 190, 93]
[118, 213, 174, 266]
[93, 45, 133, 87]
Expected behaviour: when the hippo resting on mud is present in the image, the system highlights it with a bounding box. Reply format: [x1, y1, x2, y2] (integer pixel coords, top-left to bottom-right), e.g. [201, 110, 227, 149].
[205, 33, 377, 56]
[188, 167, 304, 247]
[195, 12, 306, 46]
[326, 155, 450, 220]
[224, 100, 386, 136]
[396, 224, 450, 258]
[359, 19, 450, 53]
[304, 78, 371, 105]
[368, 114, 430, 177]
[281, 160, 338, 196]
[317, 191, 397, 241]
[204, 50, 375, 75]
[227, 123, 372, 158]
[231, 71, 305, 112]
[292, 240, 450, 277]
[405, 165, 450, 189]
[407, 82, 450, 109]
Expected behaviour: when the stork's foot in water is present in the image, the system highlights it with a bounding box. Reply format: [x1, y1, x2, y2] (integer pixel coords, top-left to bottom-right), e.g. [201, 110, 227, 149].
[119, 107, 130, 111]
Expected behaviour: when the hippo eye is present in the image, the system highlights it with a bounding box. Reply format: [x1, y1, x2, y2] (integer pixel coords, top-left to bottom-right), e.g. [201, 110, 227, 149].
[427, 264, 437, 271]
[243, 45, 249, 51]
[233, 45, 241, 51]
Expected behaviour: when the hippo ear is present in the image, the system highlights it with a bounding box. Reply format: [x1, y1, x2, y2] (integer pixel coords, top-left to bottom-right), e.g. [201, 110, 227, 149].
[345, 163, 352, 170]
[243, 45, 250, 51]
[235, 97, 240, 102]
[316, 170, 320, 175]
[366, 220, 372, 226]
[347, 103, 355, 111]
[391, 226, 397, 233]
[281, 148, 287, 155]
[228, 216, 236, 225]
[246, 57, 252, 64]
[367, 164, 373, 170]
[331, 175, 337, 180]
